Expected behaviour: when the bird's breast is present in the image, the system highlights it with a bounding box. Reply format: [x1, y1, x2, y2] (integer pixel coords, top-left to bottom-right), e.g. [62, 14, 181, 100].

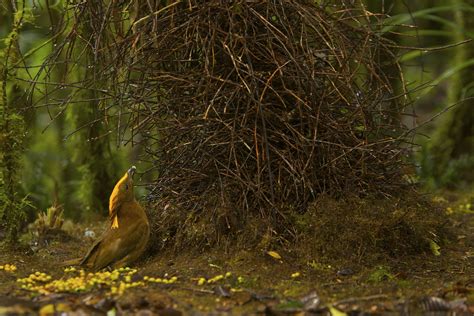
[118, 200, 148, 221]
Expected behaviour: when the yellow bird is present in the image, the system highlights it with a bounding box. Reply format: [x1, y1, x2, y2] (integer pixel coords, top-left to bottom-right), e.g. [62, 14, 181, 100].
[80, 166, 150, 270]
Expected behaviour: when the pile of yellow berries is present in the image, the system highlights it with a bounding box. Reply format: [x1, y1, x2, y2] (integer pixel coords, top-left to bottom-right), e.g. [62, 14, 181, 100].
[17, 272, 53, 295]
[196, 272, 232, 285]
[0, 264, 17, 272]
[143, 275, 178, 284]
[13, 264, 251, 297]
[17, 267, 145, 296]
[15, 267, 183, 296]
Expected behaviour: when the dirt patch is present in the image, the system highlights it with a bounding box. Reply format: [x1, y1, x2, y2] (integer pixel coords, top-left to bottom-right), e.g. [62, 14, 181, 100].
[0, 192, 472, 314]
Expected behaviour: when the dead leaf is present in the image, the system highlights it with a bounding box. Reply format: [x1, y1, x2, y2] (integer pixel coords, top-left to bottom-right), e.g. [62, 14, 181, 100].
[301, 291, 321, 311]
[328, 305, 347, 316]
[214, 285, 231, 298]
[267, 251, 282, 260]
[39, 303, 71, 315]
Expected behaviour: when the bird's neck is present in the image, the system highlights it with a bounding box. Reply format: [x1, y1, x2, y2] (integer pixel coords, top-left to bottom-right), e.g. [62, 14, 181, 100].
[118, 199, 146, 219]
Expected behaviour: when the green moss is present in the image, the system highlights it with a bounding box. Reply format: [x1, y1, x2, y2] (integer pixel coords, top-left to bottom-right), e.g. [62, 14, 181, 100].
[367, 266, 395, 283]
[290, 192, 448, 263]
[0, 3, 30, 243]
[306, 260, 333, 272]
[276, 300, 304, 309]
[396, 279, 414, 289]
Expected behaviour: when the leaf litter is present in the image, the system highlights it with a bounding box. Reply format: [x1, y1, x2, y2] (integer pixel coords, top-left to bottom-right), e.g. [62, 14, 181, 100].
[0, 192, 472, 315]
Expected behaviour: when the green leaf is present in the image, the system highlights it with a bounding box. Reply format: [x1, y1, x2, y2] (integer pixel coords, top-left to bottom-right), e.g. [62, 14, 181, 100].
[415, 59, 474, 98]
[328, 306, 347, 316]
[381, 4, 474, 33]
[429, 239, 441, 256]
[354, 125, 365, 132]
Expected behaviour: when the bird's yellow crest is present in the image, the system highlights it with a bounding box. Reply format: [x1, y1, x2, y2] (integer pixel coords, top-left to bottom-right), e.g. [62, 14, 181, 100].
[109, 166, 136, 229]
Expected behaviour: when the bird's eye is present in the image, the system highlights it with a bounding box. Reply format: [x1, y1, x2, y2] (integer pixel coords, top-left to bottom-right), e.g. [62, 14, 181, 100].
[125, 184, 129, 190]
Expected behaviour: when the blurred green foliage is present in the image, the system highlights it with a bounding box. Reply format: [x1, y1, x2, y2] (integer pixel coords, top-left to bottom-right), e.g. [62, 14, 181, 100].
[1, 0, 134, 228]
[370, 0, 474, 189]
[402, 0, 474, 189]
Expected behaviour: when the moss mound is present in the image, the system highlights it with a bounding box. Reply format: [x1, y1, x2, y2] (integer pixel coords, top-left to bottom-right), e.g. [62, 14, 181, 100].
[292, 193, 449, 261]
[148, 190, 450, 264]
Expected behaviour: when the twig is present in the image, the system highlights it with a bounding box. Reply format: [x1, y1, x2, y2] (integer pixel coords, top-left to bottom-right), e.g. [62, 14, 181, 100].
[333, 294, 389, 306]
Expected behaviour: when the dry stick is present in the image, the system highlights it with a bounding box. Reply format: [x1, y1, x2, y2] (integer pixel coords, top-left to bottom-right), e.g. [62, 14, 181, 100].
[333, 294, 389, 306]
[395, 39, 472, 52]
[403, 97, 474, 137]
[132, 1, 183, 28]
[179, 287, 215, 295]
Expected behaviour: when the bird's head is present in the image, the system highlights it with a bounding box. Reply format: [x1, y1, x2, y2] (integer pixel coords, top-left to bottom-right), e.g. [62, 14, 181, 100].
[109, 166, 137, 208]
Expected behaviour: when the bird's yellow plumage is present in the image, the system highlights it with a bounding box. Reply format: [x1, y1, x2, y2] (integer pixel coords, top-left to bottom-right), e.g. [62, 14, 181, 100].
[78, 166, 150, 270]
[109, 172, 129, 229]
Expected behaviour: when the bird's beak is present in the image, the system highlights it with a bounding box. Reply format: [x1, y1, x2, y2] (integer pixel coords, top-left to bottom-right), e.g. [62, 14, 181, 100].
[127, 166, 137, 178]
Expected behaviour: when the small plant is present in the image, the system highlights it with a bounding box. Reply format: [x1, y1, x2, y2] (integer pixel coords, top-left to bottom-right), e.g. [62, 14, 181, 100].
[30, 204, 65, 240]
[367, 266, 395, 283]
[307, 260, 332, 272]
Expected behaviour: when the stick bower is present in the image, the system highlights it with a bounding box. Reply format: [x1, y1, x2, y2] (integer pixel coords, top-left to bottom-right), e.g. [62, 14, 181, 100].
[42, 1, 415, 248]
[134, 1, 411, 244]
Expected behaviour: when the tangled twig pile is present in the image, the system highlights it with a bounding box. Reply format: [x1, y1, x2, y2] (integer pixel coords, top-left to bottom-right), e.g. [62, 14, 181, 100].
[135, 2, 409, 225]
[38, 1, 413, 247]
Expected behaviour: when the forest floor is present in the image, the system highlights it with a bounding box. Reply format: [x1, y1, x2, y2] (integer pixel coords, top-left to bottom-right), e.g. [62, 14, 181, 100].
[0, 191, 473, 315]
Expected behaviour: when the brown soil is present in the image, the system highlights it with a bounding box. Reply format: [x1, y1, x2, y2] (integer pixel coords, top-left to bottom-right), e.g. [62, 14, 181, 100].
[0, 191, 472, 315]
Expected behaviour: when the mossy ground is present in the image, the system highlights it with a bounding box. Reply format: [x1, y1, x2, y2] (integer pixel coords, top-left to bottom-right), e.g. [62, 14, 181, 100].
[0, 190, 472, 314]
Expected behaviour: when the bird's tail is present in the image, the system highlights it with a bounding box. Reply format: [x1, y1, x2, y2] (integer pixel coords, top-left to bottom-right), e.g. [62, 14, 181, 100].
[59, 258, 82, 267]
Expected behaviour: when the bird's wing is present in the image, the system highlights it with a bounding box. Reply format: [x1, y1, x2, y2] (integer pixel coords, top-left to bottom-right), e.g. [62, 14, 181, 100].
[79, 237, 103, 267]
[83, 219, 147, 270]
[60, 257, 82, 267]
[79, 223, 120, 268]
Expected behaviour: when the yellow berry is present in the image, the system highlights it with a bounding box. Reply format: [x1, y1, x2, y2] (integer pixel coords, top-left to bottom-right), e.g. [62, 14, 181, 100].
[197, 278, 206, 285]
